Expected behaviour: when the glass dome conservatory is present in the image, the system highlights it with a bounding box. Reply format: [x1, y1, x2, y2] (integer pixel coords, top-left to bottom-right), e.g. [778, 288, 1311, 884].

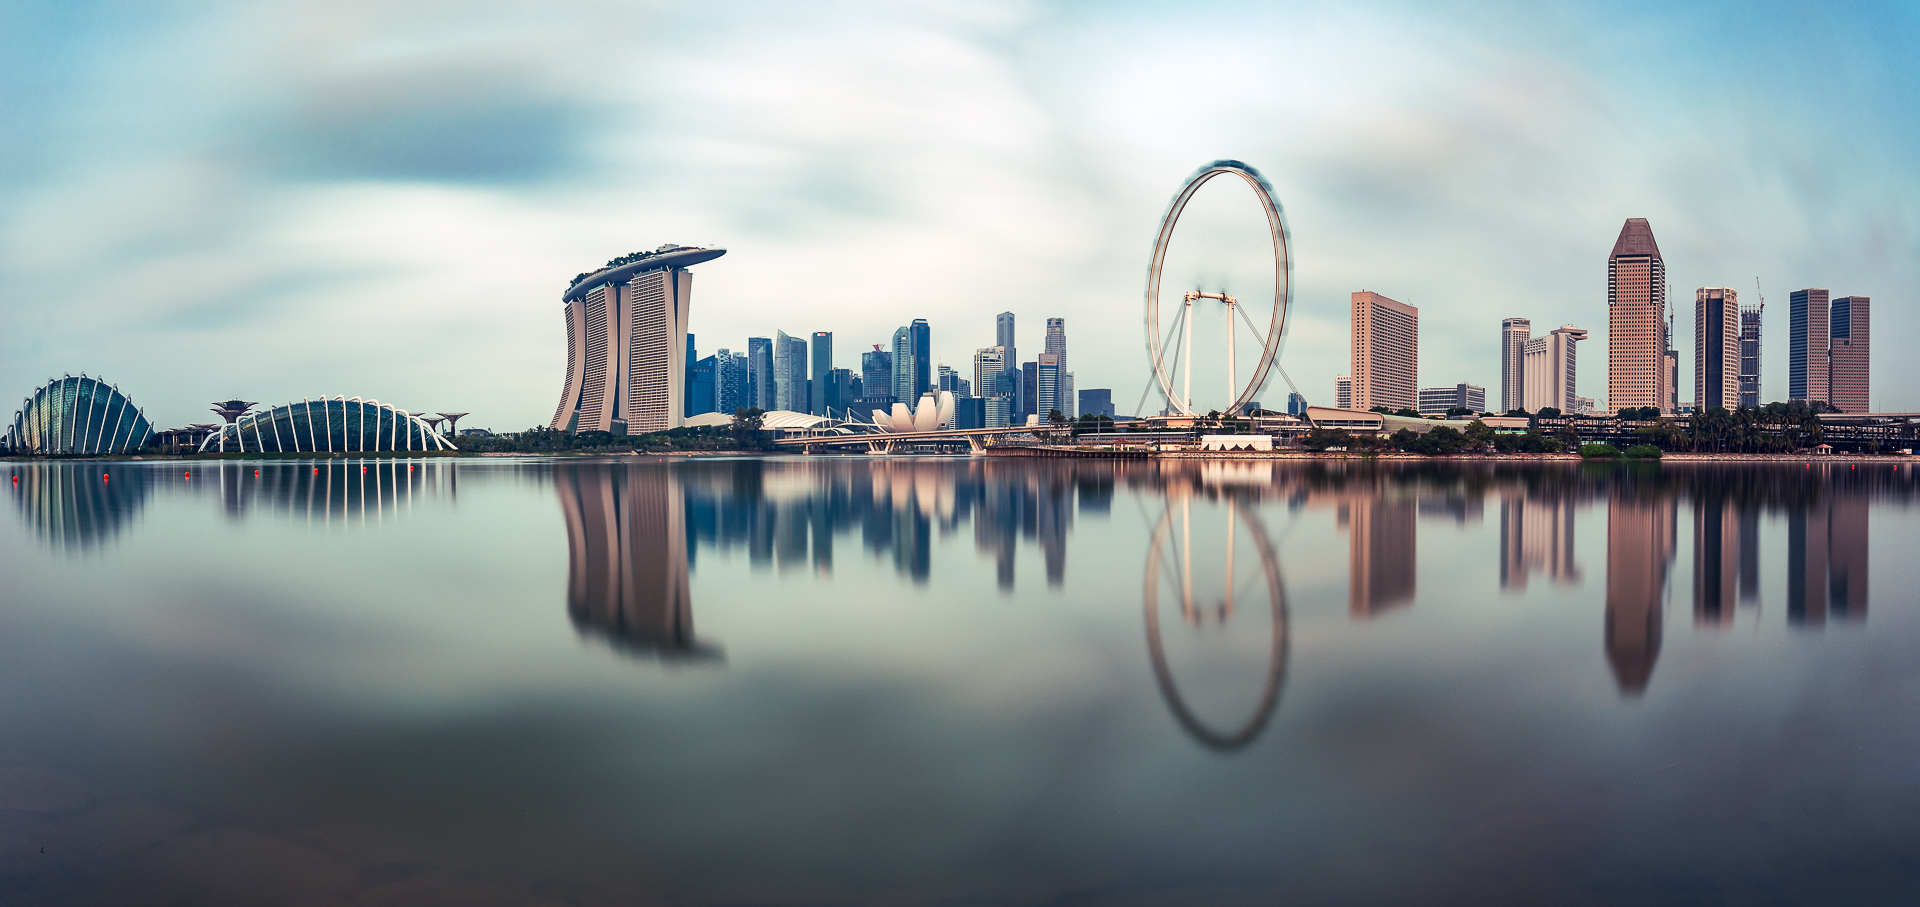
[200, 396, 455, 453]
[5, 375, 155, 454]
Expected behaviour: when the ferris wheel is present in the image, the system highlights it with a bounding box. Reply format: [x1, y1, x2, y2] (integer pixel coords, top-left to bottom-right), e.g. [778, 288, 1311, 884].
[1144, 160, 1293, 416]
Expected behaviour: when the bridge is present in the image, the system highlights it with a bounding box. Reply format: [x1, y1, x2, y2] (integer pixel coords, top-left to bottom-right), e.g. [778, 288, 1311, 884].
[772, 424, 1065, 455]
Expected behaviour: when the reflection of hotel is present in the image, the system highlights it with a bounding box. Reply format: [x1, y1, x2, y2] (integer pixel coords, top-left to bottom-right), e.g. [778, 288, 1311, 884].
[1605, 492, 1674, 696]
[1342, 494, 1416, 619]
[557, 464, 713, 659]
[1789, 495, 1868, 627]
[1499, 493, 1581, 589]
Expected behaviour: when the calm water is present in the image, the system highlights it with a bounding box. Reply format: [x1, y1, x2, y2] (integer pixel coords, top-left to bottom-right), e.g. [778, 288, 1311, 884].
[3, 456, 1918, 905]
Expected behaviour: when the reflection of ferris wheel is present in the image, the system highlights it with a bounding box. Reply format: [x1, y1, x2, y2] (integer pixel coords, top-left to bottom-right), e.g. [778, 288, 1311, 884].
[1143, 493, 1290, 751]
[1144, 160, 1293, 416]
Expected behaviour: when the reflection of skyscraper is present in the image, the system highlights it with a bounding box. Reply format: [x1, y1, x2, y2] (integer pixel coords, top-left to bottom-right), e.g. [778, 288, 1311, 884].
[1499, 493, 1581, 589]
[1789, 492, 1868, 627]
[1605, 492, 1674, 695]
[1692, 496, 1739, 626]
[1343, 493, 1415, 618]
[556, 464, 713, 659]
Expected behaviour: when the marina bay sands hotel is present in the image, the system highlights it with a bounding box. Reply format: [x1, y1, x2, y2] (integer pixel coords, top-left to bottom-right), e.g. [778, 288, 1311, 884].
[549, 245, 725, 435]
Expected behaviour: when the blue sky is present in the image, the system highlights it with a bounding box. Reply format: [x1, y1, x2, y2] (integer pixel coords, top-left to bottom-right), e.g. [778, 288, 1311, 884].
[2, 0, 1914, 427]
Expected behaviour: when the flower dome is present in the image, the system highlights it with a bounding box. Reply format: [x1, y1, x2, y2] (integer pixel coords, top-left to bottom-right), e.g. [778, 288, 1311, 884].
[5, 375, 155, 454]
[200, 396, 454, 453]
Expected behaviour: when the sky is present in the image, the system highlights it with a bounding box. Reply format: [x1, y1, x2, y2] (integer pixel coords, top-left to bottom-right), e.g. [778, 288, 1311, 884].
[3, 0, 1916, 429]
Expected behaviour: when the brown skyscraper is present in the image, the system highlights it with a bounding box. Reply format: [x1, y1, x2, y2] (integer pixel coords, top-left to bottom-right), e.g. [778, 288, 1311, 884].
[1350, 291, 1418, 412]
[1607, 219, 1668, 414]
[1829, 296, 1871, 412]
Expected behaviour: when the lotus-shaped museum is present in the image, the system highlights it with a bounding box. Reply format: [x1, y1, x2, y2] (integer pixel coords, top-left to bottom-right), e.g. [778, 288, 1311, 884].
[870, 391, 954, 433]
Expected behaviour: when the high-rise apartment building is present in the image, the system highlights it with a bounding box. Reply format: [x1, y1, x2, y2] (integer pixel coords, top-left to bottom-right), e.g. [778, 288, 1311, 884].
[809, 332, 833, 415]
[1335, 375, 1352, 410]
[1350, 291, 1418, 412]
[1522, 326, 1587, 413]
[746, 338, 775, 410]
[1694, 288, 1740, 412]
[972, 346, 1005, 397]
[550, 246, 723, 434]
[1500, 317, 1531, 413]
[773, 331, 808, 412]
[1829, 296, 1870, 413]
[1045, 318, 1067, 374]
[1789, 289, 1830, 405]
[1607, 219, 1668, 414]
[1739, 307, 1762, 409]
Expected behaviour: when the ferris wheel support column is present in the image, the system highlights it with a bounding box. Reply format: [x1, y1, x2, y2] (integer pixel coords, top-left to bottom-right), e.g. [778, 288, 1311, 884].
[1183, 297, 1194, 415]
[1225, 298, 1237, 414]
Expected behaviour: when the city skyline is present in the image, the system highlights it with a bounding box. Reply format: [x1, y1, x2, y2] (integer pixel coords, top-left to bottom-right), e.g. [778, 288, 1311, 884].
[3, 3, 1913, 430]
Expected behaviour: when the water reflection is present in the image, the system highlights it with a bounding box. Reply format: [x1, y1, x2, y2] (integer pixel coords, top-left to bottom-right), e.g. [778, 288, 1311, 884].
[557, 464, 716, 661]
[1143, 486, 1288, 750]
[5, 462, 155, 550]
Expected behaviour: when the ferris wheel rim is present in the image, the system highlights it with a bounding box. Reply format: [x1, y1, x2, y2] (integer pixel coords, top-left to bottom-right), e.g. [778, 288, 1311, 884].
[1142, 493, 1290, 751]
[1143, 160, 1293, 416]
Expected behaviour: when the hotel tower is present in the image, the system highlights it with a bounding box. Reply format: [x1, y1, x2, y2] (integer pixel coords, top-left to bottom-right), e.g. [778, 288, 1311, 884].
[550, 245, 725, 434]
[1607, 219, 1667, 414]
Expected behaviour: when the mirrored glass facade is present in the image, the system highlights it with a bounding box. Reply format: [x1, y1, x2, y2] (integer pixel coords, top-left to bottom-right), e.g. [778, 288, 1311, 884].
[199, 396, 454, 453]
[5, 375, 155, 454]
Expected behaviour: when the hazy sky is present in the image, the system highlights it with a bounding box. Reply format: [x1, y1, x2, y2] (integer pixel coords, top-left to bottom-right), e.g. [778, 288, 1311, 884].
[3, 0, 1915, 428]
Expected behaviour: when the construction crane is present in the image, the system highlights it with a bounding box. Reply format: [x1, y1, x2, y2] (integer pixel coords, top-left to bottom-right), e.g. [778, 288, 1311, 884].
[1753, 277, 1765, 310]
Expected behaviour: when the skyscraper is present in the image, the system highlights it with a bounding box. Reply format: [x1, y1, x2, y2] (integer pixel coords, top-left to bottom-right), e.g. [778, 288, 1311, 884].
[810, 332, 833, 415]
[891, 327, 912, 402]
[1693, 287, 1740, 412]
[1045, 317, 1067, 374]
[972, 346, 1005, 396]
[1789, 289, 1830, 405]
[1829, 296, 1871, 413]
[1036, 354, 1061, 419]
[1738, 306, 1762, 409]
[774, 331, 808, 412]
[550, 245, 723, 434]
[910, 319, 931, 400]
[862, 346, 893, 405]
[1607, 219, 1667, 415]
[1350, 291, 1418, 412]
[1500, 317, 1531, 413]
[746, 337, 775, 411]
[996, 312, 1017, 377]
[716, 349, 746, 414]
[1522, 326, 1587, 413]
[1335, 375, 1352, 410]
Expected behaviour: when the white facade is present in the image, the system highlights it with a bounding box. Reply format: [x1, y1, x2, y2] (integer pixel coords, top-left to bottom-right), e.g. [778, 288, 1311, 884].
[1522, 326, 1587, 413]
